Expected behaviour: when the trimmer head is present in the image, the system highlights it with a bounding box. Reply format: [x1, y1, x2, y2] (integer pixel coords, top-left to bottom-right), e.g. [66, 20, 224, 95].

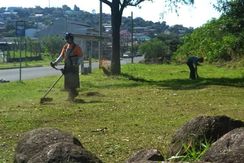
[40, 97, 53, 104]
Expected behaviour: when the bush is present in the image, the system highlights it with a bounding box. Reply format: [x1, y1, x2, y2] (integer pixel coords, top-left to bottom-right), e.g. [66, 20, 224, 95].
[139, 38, 170, 63]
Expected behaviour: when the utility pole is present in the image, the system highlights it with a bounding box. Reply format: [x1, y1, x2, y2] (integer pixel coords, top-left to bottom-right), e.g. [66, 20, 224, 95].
[131, 12, 134, 63]
[99, 0, 103, 68]
[65, 16, 68, 32]
[16, 21, 25, 82]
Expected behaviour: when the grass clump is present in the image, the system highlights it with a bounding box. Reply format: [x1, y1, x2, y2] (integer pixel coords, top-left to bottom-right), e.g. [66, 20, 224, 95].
[169, 139, 211, 162]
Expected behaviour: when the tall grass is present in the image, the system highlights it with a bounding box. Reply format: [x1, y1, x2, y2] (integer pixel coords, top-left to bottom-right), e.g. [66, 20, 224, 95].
[168, 138, 211, 161]
[0, 63, 243, 162]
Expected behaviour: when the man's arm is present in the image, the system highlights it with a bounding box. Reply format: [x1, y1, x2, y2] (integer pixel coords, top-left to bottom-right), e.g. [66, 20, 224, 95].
[53, 54, 63, 66]
[51, 44, 67, 66]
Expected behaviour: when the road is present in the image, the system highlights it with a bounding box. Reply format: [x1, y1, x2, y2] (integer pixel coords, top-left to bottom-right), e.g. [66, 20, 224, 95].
[0, 57, 143, 82]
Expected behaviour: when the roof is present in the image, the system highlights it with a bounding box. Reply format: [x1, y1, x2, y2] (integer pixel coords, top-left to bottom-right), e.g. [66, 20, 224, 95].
[36, 18, 97, 38]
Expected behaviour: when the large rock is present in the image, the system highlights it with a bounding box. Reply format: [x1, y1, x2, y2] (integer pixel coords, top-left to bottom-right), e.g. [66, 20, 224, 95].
[126, 149, 164, 163]
[28, 142, 102, 163]
[201, 127, 244, 163]
[14, 128, 102, 163]
[169, 115, 244, 156]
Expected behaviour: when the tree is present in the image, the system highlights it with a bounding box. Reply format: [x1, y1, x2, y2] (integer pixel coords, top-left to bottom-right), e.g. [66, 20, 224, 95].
[173, 0, 244, 63]
[62, 5, 71, 11]
[41, 36, 64, 58]
[214, 0, 234, 12]
[74, 5, 80, 11]
[101, 0, 194, 75]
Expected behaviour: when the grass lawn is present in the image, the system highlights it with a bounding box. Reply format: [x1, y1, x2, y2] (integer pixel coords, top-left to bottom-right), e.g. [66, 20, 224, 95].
[0, 63, 243, 162]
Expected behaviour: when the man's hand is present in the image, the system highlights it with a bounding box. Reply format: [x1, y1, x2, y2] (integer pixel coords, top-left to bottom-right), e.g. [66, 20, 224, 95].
[60, 68, 65, 74]
[50, 62, 56, 68]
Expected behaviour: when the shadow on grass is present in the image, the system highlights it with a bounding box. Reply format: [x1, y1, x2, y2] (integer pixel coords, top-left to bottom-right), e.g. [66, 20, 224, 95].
[121, 73, 244, 90]
[72, 91, 105, 104]
[82, 80, 142, 89]
[73, 98, 102, 104]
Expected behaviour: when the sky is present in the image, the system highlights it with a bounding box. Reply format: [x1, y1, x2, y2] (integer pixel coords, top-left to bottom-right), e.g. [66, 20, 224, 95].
[0, 0, 221, 28]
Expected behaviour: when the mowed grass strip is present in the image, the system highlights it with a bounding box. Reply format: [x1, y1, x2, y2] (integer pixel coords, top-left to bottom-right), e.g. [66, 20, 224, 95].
[0, 63, 243, 162]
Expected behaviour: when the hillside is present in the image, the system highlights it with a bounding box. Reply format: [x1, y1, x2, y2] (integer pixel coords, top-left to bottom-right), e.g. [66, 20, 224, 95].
[0, 6, 192, 38]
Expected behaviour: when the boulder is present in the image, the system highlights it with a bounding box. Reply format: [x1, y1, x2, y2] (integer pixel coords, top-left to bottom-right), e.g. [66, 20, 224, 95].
[14, 128, 102, 163]
[126, 149, 164, 163]
[169, 115, 244, 156]
[201, 127, 244, 163]
[28, 142, 102, 163]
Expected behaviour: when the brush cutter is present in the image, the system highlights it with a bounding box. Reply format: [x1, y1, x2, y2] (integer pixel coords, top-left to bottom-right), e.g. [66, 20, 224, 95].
[40, 65, 64, 104]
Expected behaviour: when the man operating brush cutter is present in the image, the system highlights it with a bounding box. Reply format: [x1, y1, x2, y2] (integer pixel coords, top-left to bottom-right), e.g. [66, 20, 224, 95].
[50, 32, 83, 101]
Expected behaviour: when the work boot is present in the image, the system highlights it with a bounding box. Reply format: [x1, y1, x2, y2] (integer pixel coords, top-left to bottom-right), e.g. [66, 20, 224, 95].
[68, 89, 78, 101]
[71, 89, 78, 97]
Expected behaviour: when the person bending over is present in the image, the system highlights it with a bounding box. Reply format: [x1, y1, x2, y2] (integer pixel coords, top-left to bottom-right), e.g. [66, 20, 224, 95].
[186, 56, 204, 80]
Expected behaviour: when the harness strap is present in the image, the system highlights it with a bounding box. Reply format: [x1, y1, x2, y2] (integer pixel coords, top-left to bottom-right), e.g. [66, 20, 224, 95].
[67, 44, 76, 66]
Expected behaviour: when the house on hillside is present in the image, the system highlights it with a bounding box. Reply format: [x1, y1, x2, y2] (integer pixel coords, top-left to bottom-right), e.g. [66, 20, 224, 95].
[134, 34, 151, 42]
[132, 26, 151, 43]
